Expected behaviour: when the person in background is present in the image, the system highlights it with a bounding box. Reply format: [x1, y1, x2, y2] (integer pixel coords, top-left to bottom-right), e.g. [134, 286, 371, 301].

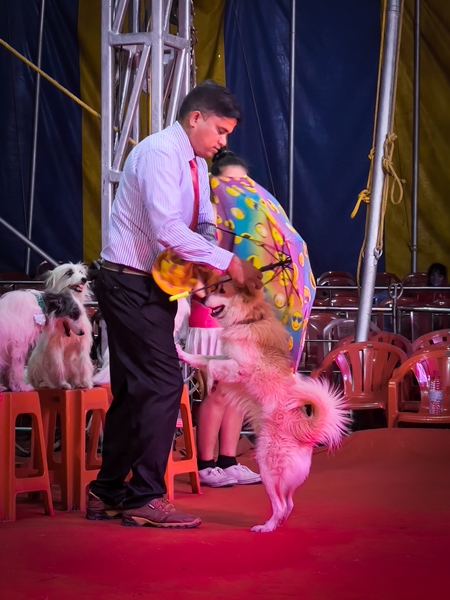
[420, 263, 450, 304]
[186, 149, 261, 488]
[87, 82, 262, 529]
[427, 263, 447, 288]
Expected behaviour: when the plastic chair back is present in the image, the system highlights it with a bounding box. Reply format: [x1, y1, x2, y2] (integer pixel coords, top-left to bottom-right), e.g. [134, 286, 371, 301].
[378, 297, 432, 340]
[402, 272, 428, 287]
[322, 318, 379, 355]
[388, 348, 450, 426]
[301, 313, 337, 370]
[311, 341, 407, 413]
[375, 272, 400, 287]
[317, 271, 356, 285]
[411, 328, 450, 353]
[336, 331, 413, 356]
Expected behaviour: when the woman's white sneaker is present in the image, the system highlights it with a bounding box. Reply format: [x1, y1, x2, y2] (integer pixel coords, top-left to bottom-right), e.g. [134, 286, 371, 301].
[222, 464, 262, 485]
[198, 466, 238, 488]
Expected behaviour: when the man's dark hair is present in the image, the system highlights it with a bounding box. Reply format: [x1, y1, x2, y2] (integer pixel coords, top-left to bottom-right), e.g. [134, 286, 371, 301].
[210, 148, 248, 176]
[178, 80, 242, 123]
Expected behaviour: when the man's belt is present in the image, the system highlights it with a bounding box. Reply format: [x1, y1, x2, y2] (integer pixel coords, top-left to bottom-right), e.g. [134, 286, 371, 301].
[101, 260, 149, 277]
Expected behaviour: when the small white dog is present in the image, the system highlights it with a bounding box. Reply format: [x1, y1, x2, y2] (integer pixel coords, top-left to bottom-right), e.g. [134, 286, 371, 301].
[0, 289, 85, 392]
[178, 281, 350, 532]
[27, 263, 94, 389]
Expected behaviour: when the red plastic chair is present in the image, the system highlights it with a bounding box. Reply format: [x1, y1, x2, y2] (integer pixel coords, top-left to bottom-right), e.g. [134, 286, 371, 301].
[377, 297, 432, 341]
[38, 387, 111, 511]
[337, 331, 413, 357]
[388, 348, 450, 427]
[312, 296, 330, 307]
[164, 386, 201, 500]
[429, 299, 450, 330]
[375, 272, 400, 287]
[100, 384, 200, 501]
[322, 318, 379, 355]
[311, 342, 407, 417]
[411, 329, 450, 353]
[301, 313, 338, 370]
[0, 272, 31, 281]
[317, 271, 356, 285]
[401, 272, 428, 301]
[0, 391, 54, 521]
[316, 277, 358, 302]
[402, 272, 428, 287]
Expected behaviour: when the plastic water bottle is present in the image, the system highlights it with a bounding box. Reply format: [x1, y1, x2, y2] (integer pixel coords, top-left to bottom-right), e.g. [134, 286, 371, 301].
[429, 371, 443, 415]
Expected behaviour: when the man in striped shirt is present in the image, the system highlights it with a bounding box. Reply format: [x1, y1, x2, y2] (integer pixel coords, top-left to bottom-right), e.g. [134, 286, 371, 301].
[87, 81, 262, 529]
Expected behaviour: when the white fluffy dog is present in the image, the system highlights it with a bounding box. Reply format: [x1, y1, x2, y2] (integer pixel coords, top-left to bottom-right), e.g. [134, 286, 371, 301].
[177, 282, 350, 532]
[27, 263, 94, 389]
[0, 289, 85, 392]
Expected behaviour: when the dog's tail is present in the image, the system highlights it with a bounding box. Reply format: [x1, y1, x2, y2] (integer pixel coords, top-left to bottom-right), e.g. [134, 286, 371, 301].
[290, 375, 351, 450]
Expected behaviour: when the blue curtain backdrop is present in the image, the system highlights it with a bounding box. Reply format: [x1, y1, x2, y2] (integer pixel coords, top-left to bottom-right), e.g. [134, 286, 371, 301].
[224, 0, 382, 277]
[0, 0, 82, 274]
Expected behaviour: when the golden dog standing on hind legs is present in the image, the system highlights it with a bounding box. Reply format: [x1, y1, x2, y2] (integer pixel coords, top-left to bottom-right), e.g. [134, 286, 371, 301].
[177, 280, 350, 532]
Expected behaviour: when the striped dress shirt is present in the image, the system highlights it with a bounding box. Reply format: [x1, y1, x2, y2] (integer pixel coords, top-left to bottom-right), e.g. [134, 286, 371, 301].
[102, 121, 233, 273]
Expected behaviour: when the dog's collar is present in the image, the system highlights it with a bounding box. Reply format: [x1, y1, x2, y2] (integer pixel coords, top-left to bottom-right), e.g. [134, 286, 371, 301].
[34, 293, 47, 326]
[234, 315, 264, 326]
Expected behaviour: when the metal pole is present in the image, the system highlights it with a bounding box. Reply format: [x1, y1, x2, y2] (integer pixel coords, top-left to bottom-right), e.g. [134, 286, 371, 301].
[101, 0, 114, 250]
[25, 0, 46, 276]
[287, 0, 296, 222]
[151, 0, 164, 133]
[131, 0, 140, 143]
[411, 0, 420, 273]
[112, 45, 151, 171]
[0, 217, 58, 267]
[355, 0, 403, 342]
[178, 0, 191, 100]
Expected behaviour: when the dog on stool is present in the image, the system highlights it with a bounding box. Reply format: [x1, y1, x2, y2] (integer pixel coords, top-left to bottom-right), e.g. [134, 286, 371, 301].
[177, 281, 350, 532]
[0, 289, 86, 392]
[27, 262, 94, 389]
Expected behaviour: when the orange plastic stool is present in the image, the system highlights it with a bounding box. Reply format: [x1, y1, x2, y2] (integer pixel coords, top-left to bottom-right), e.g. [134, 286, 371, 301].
[38, 387, 110, 511]
[0, 391, 54, 521]
[164, 386, 201, 500]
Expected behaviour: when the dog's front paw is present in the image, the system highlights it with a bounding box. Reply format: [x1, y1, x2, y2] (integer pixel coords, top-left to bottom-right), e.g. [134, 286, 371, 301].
[74, 380, 93, 389]
[11, 382, 34, 392]
[60, 381, 72, 390]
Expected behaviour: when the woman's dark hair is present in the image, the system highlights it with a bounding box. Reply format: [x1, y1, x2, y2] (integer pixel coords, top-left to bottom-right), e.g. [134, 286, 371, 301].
[210, 148, 248, 176]
[178, 80, 242, 122]
[427, 262, 447, 285]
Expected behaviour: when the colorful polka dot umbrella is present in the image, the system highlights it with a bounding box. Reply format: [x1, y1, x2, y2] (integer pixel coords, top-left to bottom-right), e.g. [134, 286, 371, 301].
[210, 175, 316, 370]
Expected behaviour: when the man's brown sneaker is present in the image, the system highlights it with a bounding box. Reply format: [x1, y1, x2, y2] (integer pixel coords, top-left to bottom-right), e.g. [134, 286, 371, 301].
[121, 497, 201, 529]
[86, 491, 123, 521]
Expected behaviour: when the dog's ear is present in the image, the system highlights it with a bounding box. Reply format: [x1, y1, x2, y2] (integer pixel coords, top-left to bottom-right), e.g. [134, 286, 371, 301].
[43, 291, 67, 315]
[238, 281, 263, 302]
[44, 269, 57, 289]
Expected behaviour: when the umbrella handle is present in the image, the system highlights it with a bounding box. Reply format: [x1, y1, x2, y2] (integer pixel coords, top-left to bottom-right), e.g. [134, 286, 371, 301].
[168, 258, 291, 302]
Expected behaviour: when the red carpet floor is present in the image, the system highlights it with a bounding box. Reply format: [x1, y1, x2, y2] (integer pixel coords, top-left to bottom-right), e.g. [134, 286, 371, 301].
[1, 428, 449, 600]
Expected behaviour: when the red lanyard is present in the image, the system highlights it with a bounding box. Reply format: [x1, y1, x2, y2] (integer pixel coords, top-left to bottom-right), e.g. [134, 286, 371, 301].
[189, 158, 199, 231]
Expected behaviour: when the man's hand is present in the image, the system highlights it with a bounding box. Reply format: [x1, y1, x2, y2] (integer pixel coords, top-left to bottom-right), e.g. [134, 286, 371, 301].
[226, 256, 263, 292]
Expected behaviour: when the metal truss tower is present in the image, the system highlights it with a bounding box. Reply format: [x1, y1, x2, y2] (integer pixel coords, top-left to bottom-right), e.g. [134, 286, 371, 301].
[101, 0, 195, 247]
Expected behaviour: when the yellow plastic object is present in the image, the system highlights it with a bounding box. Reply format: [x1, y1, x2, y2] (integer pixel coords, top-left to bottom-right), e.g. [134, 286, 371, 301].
[151, 250, 199, 297]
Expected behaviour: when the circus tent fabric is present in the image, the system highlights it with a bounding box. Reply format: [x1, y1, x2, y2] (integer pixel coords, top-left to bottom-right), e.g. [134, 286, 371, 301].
[0, 0, 449, 278]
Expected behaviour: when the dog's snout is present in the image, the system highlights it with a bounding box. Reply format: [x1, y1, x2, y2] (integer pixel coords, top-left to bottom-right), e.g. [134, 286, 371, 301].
[81, 277, 87, 284]
[77, 330, 85, 336]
